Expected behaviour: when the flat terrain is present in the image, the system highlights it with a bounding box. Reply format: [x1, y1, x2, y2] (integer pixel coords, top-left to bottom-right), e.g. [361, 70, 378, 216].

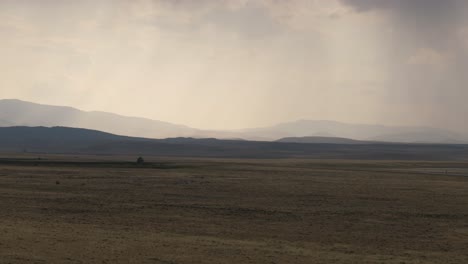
[1, 156, 468, 263]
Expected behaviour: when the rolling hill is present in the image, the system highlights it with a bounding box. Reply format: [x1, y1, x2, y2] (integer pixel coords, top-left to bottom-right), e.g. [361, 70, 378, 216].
[236, 120, 467, 143]
[1, 126, 468, 160]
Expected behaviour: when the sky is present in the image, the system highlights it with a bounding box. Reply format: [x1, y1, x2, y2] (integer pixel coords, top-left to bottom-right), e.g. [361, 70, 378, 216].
[1, 0, 468, 131]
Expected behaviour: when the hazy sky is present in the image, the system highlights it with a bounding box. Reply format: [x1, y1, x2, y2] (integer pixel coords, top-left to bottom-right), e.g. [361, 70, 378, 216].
[1, 0, 468, 131]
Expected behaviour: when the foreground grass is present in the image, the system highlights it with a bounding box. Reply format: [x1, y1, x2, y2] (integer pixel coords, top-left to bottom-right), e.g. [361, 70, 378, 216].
[0, 157, 467, 263]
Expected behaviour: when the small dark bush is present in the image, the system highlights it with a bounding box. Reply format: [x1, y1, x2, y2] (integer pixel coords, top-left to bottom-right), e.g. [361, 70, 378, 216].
[136, 157, 145, 165]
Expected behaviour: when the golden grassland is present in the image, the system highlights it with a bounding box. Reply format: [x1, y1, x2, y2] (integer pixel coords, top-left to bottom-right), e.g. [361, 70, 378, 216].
[1, 156, 468, 263]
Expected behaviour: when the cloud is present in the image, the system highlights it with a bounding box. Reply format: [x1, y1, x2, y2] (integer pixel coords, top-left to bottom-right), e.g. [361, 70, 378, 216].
[2, 0, 468, 132]
[340, 0, 459, 13]
[407, 48, 451, 68]
[339, 0, 465, 38]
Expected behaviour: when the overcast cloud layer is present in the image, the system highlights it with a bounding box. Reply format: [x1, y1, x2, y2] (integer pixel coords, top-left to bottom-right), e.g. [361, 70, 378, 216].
[1, 0, 468, 131]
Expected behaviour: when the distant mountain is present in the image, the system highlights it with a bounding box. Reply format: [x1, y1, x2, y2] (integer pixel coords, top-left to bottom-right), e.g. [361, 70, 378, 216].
[0, 99, 199, 139]
[236, 120, 467, 143]
[0, 126, 141, 153]
[0, 118, 13, 126]
[371, 131, 467, 144]
[1, 99, 466, 143]
[276, 136, 370, 144]
[1, 126, 468, 160]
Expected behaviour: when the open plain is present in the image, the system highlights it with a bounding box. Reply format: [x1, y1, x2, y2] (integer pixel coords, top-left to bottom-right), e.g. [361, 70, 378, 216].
[1, 156, 468, 263]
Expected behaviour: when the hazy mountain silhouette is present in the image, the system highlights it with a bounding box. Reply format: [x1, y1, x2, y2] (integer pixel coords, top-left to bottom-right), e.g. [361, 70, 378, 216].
[0, 99, 199, 139]
[370, 131, 468, 144]
[276, 136, 371, 144]
[0, 118, 13, 126]
[236, 120, 467, 143]
[1, 99, 466, 143]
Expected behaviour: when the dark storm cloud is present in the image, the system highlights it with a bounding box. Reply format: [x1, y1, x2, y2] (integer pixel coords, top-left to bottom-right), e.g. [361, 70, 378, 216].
[3, 0, 468, 132]
[340, 0, 465, 39]
[340, 0, 468, 132]
[340, 0, 459, 13]
[341, 0, 465, 29]
[341, 0, 468, 50]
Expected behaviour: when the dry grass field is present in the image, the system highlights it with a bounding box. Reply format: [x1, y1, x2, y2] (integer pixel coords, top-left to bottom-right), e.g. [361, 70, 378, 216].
[1, 156, 468, 263]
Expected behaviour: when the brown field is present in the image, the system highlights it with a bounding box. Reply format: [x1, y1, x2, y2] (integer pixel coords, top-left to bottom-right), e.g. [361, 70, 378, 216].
[1, 156, 468, 263]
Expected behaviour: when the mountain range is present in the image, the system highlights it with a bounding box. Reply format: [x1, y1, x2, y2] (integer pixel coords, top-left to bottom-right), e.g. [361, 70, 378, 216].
[1, 126, 468, 160]
[0, 99, 198, 139]
[0, 99, 466, 143]
[276, 136, 371, 144]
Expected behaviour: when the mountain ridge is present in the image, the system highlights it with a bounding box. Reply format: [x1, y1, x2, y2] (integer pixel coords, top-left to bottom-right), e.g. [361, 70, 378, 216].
[1, 126, 467, 160]
[276, 136, 372, 144]
[1, 99, 466, 143]
[0, 99, 199, 139]
[236, 119, 466, 143]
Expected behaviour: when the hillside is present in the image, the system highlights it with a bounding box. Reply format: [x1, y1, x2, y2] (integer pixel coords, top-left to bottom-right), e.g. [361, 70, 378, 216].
[0, 99, 198, 139]
[237, 120, 467, 143]
[1, 126, 468, 160]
